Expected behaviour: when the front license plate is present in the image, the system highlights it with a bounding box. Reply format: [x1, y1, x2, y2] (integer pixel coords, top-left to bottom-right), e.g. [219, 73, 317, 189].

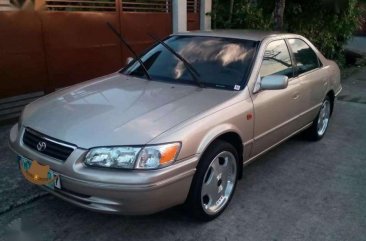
[18, 155, 61, 190]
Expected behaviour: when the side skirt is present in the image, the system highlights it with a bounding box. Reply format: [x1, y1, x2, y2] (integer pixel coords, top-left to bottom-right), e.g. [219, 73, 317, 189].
[243, 122, 313, 166]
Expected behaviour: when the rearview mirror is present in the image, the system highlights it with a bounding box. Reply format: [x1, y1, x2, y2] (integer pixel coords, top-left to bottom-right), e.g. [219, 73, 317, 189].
[260, 75, 288, 90]
[126, 57, 134, 65]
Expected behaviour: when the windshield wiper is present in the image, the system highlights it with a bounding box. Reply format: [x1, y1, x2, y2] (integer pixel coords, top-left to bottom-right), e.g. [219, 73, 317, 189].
[147, 33, 204, 88]
[106, 22, 151, 80]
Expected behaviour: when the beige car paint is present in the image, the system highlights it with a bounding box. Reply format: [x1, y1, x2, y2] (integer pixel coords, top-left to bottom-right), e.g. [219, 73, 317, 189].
[9, 31, 341, 215]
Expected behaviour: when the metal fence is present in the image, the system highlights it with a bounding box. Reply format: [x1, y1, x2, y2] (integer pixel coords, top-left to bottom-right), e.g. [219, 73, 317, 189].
[42, 0, 174, 12]
[44, 0, 117, 11]
[187, 0, 200, 30]
[122, 0, 171, 12]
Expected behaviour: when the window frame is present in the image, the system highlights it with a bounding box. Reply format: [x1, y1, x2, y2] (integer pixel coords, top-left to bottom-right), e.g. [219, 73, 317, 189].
[253, 38, 296, 93]
[258, 39, 295, 80]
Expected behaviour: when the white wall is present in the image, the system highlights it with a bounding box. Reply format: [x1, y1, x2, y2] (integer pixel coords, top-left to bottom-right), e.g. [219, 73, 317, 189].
[172, 0, 187, 33]
[172, 0, 212, 33]
[200, 0, 212, 31]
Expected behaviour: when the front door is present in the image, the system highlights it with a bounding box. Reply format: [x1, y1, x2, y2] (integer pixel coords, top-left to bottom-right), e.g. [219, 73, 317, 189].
[251, 39, 302, 157]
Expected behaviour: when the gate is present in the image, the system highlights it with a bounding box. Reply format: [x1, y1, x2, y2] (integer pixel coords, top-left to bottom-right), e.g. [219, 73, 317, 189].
[187, 0, 200, 30]
[0, 0, 200, 101]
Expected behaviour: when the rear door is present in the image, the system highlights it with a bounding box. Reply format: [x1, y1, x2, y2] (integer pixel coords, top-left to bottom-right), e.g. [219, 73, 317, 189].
[286, 38, 325, 126]
[251, 39, 302, 157]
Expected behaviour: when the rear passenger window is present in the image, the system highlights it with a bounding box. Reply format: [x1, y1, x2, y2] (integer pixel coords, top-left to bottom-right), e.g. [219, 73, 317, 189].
[288, 39, 320, 75]
[260, 40, 293, 78]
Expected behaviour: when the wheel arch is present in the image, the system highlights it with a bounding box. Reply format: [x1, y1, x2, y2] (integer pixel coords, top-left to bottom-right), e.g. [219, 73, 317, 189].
[326, 90, 335, 115]
[197, 127, 244, 180]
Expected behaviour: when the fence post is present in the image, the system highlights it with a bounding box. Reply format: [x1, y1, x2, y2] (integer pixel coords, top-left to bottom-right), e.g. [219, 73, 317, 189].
[115, 0, 120, 12]
[115, 0, 124, 65]
[36, 12, 55, 94]
[34, 0, 45, 11]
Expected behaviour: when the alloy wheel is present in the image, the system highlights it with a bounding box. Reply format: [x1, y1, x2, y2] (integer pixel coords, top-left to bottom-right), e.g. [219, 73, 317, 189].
[201, 151, 237, 215]
[317, 99, 331, 136]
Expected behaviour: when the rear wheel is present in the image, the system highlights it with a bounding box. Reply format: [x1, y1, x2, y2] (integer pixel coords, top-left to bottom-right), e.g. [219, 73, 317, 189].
[186, 140, 238, 221]
[306, 96, 332, 141]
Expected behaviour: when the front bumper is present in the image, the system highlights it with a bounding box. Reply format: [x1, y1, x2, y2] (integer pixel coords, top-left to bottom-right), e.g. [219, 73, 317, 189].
[9, 124, 197, 215]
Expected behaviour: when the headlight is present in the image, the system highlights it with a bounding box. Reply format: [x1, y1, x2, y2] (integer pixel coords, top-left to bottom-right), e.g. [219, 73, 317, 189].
[84, 143, 181, 170]
[135, 143, 181, 169]
[85, 147, 141, 169]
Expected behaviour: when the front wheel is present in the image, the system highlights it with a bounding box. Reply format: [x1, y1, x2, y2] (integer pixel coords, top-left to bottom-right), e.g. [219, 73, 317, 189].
[306, 96, 332, 141]
[185, 140, 238, 221]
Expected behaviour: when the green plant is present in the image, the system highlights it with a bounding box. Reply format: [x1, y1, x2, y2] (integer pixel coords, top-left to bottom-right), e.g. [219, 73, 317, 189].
[230, 2, 272, 30]
[210, 0, 272, 29]
[211, 0, 361, 66]
[285, 0, 360, 65]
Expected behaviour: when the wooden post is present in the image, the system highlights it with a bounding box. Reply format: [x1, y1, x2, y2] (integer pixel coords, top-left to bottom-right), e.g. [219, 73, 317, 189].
[34, 0, 45, 11]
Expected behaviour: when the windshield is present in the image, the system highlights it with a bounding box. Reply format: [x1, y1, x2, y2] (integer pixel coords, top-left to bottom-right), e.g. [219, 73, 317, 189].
[122, 35, 258, 90]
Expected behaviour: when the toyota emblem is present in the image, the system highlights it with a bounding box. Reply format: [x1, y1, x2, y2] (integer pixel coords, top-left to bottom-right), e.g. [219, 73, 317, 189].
[36, 141, 47, 152]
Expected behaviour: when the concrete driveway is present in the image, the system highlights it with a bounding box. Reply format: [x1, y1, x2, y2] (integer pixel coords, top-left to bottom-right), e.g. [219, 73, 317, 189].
[0, 68, 365, 241]
[345, 36, 366, 56]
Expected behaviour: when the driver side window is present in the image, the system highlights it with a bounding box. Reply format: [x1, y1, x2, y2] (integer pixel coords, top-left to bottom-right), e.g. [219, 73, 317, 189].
[259, 40, 294, 78]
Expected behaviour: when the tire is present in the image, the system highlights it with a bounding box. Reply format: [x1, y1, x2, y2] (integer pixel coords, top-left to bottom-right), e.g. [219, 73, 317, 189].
[185, 140, 239, 221]
[305, 96, 332, 141]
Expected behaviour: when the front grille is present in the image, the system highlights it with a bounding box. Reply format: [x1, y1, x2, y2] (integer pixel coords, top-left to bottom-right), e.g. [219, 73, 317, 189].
[23, 128, 76, 161]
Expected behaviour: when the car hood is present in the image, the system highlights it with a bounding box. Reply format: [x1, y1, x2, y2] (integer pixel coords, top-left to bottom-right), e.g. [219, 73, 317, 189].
[22, 73, 238, 148]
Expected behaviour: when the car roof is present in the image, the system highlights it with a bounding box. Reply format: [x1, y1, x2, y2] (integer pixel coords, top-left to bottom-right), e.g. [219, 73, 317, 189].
[173, 30, 300, 42]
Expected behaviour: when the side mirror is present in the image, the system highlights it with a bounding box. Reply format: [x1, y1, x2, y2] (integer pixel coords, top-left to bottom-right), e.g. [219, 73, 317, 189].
[260, 75, 289, 90]
[126, 57, 134, 65]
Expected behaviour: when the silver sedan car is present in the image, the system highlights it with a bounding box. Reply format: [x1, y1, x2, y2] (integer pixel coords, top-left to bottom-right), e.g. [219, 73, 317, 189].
[9, 30, 341, 221]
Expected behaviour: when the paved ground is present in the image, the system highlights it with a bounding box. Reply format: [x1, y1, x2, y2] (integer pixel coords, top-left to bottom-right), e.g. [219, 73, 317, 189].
[345, 36, 366, 56]
[0, 68, 366, 241]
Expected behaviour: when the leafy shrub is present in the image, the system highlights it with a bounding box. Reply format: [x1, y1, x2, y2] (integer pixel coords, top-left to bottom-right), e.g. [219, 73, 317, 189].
[210, 1, 272, 29]
[211, 0, 361, 65]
